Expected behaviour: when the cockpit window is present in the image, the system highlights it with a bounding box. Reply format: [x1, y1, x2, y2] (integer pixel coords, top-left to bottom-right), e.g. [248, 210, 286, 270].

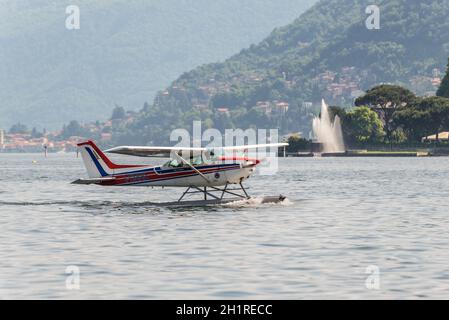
[164, 152, 214, 168]
[191, 156, 203, 166]
[164, 159, 183, 168]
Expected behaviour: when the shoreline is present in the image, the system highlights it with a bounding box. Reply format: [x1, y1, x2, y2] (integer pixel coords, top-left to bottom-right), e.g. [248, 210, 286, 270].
[287, 150, 436, 157]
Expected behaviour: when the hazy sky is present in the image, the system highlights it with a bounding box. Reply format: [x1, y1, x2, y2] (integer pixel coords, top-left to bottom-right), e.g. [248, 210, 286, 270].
[0, 0, 318, 129]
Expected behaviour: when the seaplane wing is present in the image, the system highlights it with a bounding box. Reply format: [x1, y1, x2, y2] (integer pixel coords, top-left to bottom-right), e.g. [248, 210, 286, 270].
[105, 146, 205, 157]
[220, 143, 289, 152]
[105, 143, 288, 158]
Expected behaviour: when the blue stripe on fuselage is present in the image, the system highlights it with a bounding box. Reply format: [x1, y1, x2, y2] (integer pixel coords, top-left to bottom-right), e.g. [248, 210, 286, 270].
[115, 163, 239, 176]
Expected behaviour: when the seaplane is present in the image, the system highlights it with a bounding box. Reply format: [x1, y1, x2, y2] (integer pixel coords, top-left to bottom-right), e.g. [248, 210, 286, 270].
[72, 140, 288, 206]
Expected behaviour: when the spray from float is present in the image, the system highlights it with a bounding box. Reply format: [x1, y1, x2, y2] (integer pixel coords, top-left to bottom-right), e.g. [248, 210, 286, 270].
[312, 100, 345, 153]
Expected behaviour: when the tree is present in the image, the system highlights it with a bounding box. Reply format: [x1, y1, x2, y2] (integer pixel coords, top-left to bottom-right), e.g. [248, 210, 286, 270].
[416, 97, 449, 141]
[355, 85, 416, 144]
[142, 102, 151, 112]
[61, 120, 87, 139]
[343, 106, 385, 144]
[9, 123, 29, 134]
[286, 135, 310, 152]
[111, 106, 126, 120]
[395, 96, 449, 142]
[394, 104, 428, 142]
[328, 106, 346, 122]
[437, 57, 449, 98]
[31, 127, 43, 138]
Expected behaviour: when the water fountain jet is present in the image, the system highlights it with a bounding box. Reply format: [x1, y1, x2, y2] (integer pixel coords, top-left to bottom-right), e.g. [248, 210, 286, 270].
[312, 100, 345, 155]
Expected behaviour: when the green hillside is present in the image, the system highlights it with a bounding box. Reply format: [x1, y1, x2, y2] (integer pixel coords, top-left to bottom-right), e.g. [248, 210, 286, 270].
[117, 0, 449, 145]
[0, 0, 316, 129]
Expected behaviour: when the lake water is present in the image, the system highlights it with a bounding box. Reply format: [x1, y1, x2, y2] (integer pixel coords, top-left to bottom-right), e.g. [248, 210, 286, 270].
[1, 153, 449, 299]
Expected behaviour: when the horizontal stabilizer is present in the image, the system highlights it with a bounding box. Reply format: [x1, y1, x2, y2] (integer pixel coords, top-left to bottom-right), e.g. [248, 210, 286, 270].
[71, 177, 116, 185]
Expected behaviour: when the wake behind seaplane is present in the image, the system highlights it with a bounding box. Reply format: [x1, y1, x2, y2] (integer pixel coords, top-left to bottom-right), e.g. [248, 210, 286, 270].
[72, 140, 288, 206]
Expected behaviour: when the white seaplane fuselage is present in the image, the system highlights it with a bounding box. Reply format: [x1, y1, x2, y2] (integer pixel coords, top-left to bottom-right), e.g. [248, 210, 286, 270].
[75, 141, 258, 187]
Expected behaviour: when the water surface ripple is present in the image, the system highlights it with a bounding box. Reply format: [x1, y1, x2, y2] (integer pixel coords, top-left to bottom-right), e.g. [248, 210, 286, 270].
[1, 154, 449, 299]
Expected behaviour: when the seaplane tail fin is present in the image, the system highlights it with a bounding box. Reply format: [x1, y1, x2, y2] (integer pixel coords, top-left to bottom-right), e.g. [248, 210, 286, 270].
[77, 140, 147, 179]
[77, 140, 113, 178]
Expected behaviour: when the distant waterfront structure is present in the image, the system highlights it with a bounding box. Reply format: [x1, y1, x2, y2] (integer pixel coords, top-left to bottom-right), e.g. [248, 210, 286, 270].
[433, 68, 441, 78]
[302, 101, 313, 110]
[0, 129, 4, 149]
[422, 131, 449, 142]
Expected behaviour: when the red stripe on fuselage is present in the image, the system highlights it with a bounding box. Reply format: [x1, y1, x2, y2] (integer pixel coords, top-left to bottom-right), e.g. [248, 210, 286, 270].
[101, 165, 241, 186]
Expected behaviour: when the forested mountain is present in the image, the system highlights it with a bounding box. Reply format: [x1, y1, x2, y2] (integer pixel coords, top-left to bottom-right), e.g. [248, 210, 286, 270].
[0, 0, 316, 129]
[116, 0, 449, 145]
